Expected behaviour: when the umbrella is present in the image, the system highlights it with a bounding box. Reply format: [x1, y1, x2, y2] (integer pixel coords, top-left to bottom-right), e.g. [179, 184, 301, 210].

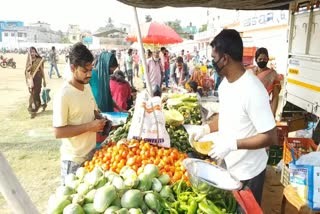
[126, 22, 183, 45]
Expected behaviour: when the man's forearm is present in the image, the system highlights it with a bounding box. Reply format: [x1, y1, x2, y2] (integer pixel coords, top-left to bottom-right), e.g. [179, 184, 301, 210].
[237, 127, 277, 150]
[54, 123, 93, 138]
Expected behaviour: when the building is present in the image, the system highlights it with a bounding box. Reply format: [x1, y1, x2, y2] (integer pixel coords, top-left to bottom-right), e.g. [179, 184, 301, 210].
[225, 10, 289, 74]
[0, 21, 24, 42]
[0, 21, 64, 48]
[67, 25, 82, 44]
[25, 21, 63, 43]
[93, 23, 131, 49]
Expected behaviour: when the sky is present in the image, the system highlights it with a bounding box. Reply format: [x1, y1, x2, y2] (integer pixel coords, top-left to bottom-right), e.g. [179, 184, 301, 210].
[1, 0, 212, 32]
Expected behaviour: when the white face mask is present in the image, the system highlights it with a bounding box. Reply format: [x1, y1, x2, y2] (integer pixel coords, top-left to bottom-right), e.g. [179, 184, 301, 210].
[153, 57, 160, 61]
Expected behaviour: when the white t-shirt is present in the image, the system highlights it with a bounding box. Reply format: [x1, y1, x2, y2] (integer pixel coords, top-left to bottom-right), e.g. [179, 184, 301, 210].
[53, 82, 97, 163]
[218, 71, 275, 180]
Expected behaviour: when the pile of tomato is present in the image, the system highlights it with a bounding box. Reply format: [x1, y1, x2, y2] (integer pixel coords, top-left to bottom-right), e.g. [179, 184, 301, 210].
[84, 139, 189, 184]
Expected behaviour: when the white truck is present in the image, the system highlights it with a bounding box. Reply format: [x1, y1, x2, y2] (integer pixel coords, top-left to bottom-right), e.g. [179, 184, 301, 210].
[283, 0, 320, 142]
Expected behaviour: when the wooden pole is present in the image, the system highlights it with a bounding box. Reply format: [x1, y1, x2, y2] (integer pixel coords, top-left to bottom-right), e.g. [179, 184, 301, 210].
[0, 152, 39, 214]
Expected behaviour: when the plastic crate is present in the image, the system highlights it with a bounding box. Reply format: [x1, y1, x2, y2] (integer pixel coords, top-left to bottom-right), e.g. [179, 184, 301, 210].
[276, 122, 289, 146]
[267, 145, 283, 165]
[283, 137, 318, 165]
[243, 47, 257, 57]
[280, 164, 290, 187]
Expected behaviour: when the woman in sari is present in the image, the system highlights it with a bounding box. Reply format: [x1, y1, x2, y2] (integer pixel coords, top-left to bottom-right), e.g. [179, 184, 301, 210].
[25, 47, 46, 119]
[253, 47, 281, 117]
[92, 51, 125, 112]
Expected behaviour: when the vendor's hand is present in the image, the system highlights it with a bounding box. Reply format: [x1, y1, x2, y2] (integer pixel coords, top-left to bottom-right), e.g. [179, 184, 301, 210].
[43, 82, 47, 87]
[90, 119, 107, 132]
[188, 124, 210, 147]
[208, 136, 237, 160]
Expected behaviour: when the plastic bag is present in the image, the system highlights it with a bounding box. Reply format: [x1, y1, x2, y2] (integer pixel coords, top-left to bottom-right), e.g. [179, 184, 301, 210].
[127, 91, 170, 148]
[41, 87, 51, 104]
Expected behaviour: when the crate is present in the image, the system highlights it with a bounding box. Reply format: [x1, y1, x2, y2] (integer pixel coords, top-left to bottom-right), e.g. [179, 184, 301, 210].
[280, 164, 290, 186]
[243, 47, 257, 57]
[267, 145, 283, 165]
[283, 137, 318, 165]
[276, 122, 289, 146]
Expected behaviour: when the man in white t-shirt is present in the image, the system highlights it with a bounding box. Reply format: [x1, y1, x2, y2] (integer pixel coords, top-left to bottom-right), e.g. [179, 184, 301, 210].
[188, 29, 277, 206]
[53, 43, 107, 184]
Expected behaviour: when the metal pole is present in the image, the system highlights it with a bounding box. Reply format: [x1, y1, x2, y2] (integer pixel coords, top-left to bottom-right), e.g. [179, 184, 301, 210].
[0, 152, 39, 214]
[132, 7, 152, 96]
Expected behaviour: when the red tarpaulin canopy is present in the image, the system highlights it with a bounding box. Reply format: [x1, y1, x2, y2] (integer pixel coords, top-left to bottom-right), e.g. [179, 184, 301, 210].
[126, 22, 183, 45]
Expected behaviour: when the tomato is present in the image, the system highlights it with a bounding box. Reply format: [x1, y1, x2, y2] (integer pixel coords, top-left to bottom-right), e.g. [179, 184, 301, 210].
[127, 157, 136, 166]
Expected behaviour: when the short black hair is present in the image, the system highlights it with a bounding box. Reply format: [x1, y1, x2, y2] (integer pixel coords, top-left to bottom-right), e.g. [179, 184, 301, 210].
[210, 29, 243, 62]
[128, 49, 133, 54]
[176, 56, 184, 63]
[69, 42, 94, 67]
[160, 47, 166, 51]
[189, 81, 198, 92]
[52, 46, 55, 50]
[255, 47, 269, 61]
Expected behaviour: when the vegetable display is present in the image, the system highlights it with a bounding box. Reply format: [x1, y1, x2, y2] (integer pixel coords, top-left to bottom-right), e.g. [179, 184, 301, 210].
[48, 164, 237, 214]
[84, 140, 189, 184]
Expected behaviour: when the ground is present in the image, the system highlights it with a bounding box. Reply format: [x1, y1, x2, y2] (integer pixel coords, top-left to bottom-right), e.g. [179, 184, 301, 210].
[0, 53, 295, 213]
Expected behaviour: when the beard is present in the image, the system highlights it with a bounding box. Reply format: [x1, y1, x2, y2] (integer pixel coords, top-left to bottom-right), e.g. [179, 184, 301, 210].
[75, 77, 91, 84]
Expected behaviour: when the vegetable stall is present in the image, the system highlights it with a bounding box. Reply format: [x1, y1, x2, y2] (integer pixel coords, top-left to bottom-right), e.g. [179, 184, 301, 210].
[47, 93, 262, 214]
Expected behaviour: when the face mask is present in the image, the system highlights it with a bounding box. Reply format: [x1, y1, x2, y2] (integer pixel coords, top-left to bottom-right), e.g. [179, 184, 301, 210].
[153, 57, 160, 61]
[212, 57, 224, 75]
[257, 61, 268, 68]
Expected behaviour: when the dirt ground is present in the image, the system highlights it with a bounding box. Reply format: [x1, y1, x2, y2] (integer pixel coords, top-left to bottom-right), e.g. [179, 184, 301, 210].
[0, 53, 296, 213]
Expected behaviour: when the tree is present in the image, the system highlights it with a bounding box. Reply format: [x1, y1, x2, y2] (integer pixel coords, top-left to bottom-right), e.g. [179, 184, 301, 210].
[106, 17, 114, 27]
[145, 15, 152, 23]
[165, 19, 188, 38]
[199, 24, 208, 33]
[60, 37, 71, 43]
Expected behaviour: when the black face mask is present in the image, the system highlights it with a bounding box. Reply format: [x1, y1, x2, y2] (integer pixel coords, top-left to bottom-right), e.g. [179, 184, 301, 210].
[212, 57, 225, 75]
[257, 61, 268, 69]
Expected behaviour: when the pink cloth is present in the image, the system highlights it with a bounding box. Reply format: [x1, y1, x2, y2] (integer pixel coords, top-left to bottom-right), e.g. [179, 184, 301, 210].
[147, 58, 163, 86]
[110, 79, 131, 111]
[133, 54, 139, 65]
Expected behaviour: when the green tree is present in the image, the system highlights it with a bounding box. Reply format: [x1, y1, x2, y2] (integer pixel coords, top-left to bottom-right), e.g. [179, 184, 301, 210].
[60, 37, 71, 43]
[106, 17, 114, 27]
[145, 15, 152, 22]
[165, 19, 188, 38]
[199, 24, 208, 32]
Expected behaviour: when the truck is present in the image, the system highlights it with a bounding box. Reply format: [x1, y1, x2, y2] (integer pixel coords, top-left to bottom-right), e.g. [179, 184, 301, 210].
[283, 0, 320, 143]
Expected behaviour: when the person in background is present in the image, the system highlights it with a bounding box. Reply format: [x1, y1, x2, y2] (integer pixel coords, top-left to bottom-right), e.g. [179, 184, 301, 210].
[186, 51, 191, 62]
[180, 49, 187, 62]
[127, 87, 137, 110]
[188, 81, 203, 98]
[192, 51, 201, 65]
[110, 70, 132, 112]
[164, 49, 170, 88]
[132, 50, 140, 78]
[53, 43, 106, 184]
[125, 49, 133, 86]
[89, 55, 99, 104]
[95, 52, 125, 113]
[49, 46, 62, 78]
[253, 47, 281, 117]
[160, 47, 166, 86]
[170, 56, 189, 87]
[188, 29, 277, 206]
[147, 50, 164, 89]
[25, 46, 46, 119]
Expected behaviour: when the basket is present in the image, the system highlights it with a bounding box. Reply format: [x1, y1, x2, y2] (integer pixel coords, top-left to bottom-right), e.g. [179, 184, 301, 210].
[267, 145, 283, 165]
[276, 122, 289, 146]
[280, 164, 290, 187]
[283, 137, 318, 165]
